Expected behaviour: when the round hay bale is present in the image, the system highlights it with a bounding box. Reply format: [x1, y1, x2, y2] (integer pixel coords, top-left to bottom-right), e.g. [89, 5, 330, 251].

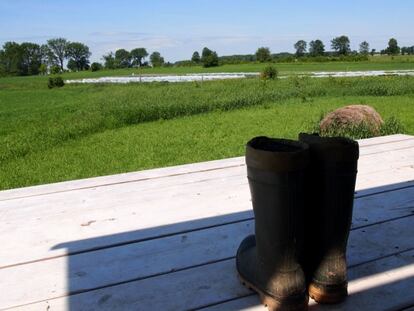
[320, 105, 383, 135]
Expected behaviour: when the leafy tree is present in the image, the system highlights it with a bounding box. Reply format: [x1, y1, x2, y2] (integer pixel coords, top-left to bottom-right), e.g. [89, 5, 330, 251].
[50, 65, 61, 74]
[331, 36, 351, 55]
[114, 49, 131, 68]
[386, 38, 400, 55]
[294, 40, 307, 57]
[0, 42, 24, 75]
[201, 47, 219, 67]
[309, 40, 325, 56]
[20, 42, 42, 75]
[130, 48, 148, 67]
[255, 47, 271, 62]
[102, 52, 116, 69]
[47, 38, 69, 71]
[370, 49, 376, 56]
[39, 63, 48, 75]
[191, 51, 200, 63]
[66, 42, 91, 71]
[90, 62, 103, 71]
[67, 59, 77, 71]
[150, 51, 165, 67]
[359, 41, 370, 55]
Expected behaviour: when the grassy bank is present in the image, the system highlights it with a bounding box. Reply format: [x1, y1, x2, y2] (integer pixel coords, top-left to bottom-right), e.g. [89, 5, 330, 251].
[1, 94, 413, 190]
[2, 76, 414, 165]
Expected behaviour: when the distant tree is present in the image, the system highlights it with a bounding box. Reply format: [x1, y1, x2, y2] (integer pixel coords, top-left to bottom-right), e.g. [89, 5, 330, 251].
[150, 51, 165, 67]
[201, 47, 219, 67]
[386, 38, 400, 55]
[20, 42, 42, 75]
[294, 40, 307, 57]
[50, 65, 61, 74]
[309, 40, 325, 56]
[191, 51, 201, 63]
[130, 48, 148, 67]
[40, 44, 53, 66]
[0, 42, 24, 75]
[67, 59, 77, 71]
[90, 62, 103, 71]
[404, 46, 414, 55]
[359, 41, 370, 55]
[114, 49, 131, 68]
[370, 49, 376, 56]
[331, 36, 351, 55]
[39, 63, 48, 75]
[102, 52, 116, 69]
[47, 38, 69, 71]
[66, 42, 91, 71]
[255, 47, 271, 62]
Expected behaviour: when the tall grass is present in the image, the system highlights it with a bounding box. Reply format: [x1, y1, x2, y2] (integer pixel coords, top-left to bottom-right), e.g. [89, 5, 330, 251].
[1, 76, 414, 164]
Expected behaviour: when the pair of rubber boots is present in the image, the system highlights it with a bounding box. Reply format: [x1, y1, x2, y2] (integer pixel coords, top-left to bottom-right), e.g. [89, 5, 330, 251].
[236, 133, 359, 311]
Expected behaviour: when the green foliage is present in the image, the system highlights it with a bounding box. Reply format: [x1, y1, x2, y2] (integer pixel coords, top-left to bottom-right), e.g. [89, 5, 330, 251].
[47, 38, 69, 70]
[67, 59, 77, 71]
[314, 116, 404, 140]
[47, 76, 64, 88]
[260, 66, 278, 80]
[386, 38, 400, 55]
[66, 42, 91, 71]
[90, 62, 103, 71]
[331, 36, 351, 55]
[150, 51, 165, 67]
[309, 40, 325, 56]
[103, 52, 116, 69]
[130, 48, 148, 67]
[294, 40, 307, 57]
[114, 49, 131, 68]
[359, 41, 370, 55]
[39, 63, 48, 75]
[50, 65, 61, 74]
[255, 47, 271, 62]
[201, 47, 219, 67]
[191, 51, 201, 63]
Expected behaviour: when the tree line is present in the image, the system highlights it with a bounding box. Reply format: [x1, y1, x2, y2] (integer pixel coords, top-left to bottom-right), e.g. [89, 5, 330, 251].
[0, 38, 91, 76]
[1, 35, 413, 76]
[0, 38, 167, 76]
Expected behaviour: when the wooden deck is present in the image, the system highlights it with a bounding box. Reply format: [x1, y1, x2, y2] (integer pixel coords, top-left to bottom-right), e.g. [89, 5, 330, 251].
[1, 134, 414, 311]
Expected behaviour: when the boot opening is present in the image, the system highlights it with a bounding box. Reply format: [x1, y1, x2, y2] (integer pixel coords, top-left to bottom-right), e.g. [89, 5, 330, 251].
[248, 136, 306, 153]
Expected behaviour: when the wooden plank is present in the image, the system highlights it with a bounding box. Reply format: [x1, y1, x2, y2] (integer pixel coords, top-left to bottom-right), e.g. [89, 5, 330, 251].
[1, 148, 413, 268]
[7, 225, 414, 311]
[356, 134, 412, 147]
[2, 198, 413, 309]
[201, 251, 414, 311]
[359, 136, 414, 155]
[0, 157, 245, 201]
[1, 135, 412, 201]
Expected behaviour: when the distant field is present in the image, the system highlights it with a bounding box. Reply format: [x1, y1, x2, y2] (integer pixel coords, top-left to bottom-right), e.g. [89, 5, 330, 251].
[2, 55, 414, 85]
[1, 58, 414, 189]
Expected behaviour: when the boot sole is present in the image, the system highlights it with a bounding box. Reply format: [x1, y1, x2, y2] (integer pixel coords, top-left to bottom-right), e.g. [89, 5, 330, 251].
[308, 282, 347, 304]
[238, 273, 309, 311]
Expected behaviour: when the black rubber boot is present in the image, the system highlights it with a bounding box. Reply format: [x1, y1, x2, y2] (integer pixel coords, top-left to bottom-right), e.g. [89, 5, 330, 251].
[298, 133, 359, 304]
[236, 137, 310, 311]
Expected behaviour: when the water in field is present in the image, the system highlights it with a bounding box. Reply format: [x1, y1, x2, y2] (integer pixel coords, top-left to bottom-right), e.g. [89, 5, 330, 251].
[65, 70, 414, 84]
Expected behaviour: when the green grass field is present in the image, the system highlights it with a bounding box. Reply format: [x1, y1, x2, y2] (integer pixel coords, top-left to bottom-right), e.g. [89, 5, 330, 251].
[1, 58, 414, 190]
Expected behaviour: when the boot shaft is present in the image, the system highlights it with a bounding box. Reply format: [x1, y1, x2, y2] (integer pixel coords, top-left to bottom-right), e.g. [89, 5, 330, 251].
[298, 133, 359, 252]
[246, 137, 309, 268]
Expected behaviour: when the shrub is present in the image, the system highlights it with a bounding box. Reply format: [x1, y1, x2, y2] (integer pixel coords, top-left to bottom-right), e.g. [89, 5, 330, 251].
[260, 66, 278, 80]
[48, 77, 65, 89]
[90, 62, 103, 72]
[50, 65, 61, 74]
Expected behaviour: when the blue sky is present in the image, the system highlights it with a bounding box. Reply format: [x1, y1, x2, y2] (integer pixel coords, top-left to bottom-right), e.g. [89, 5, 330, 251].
[1, 0, 413, 62]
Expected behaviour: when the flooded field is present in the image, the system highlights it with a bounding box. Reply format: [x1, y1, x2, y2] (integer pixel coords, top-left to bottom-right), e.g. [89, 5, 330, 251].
[65, 70, 414, 84]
